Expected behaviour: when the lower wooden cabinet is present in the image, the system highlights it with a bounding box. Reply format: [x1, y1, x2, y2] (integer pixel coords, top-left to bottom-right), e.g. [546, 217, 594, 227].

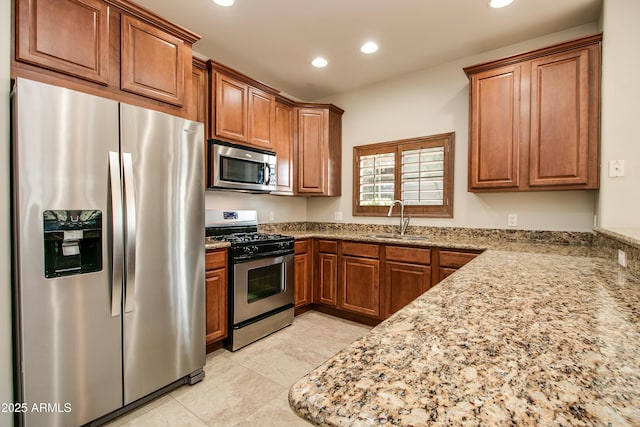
[315, 240, 338, 307]
[295, 237, 481, 323]
[294, 240, 311, 307]
[205, 249, 228, 347]
[437, 250, 478, 283]
[384, 262, 431, 317]
[341, 255, 380, 317]
[384, 246, 431, 317]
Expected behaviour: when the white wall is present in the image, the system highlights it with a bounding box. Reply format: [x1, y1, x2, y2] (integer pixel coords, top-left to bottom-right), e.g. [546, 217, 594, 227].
[308, 24, 599, 231]
[1, 0, 13, 424]
[597, 0, 640, 229]
[205, 191, 307, 223]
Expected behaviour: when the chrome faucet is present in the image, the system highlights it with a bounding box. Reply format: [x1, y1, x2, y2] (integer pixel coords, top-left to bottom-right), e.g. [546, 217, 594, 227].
[387, 200, 410, 235]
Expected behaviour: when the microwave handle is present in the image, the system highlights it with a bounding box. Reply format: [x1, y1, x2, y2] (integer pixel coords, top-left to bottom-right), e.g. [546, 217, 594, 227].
[264, 164, 271, 185]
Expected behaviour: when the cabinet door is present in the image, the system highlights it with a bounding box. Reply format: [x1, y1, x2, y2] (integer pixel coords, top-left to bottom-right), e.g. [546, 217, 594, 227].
[205, 267, 227, 343]
[468, 65, 521, 190]
[439, 267, 457, 282]
[121, 15, 186, 106]
[294, 240, 311, 307]
[385, 261, 431, 317]
[191, 61, 208, 125]
[296, 108, 327, 194]
[317, 252, 338, 306]
[248, 87, 275, 149]
[341, 256, 380, 317]
[215, 73, 248, 142]
[529, 48, 592, 187]
[273, 102, 294, 194]
[16, 0, 110, 85]
[294, 252, 311, 307]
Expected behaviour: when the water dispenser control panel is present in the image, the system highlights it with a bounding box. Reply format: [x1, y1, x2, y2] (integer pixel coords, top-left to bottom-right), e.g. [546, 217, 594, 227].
[43, 210, 103, 278]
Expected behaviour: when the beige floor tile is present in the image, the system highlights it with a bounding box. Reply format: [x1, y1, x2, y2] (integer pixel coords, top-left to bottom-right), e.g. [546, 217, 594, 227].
[233, 389, 311, 427]
[170, 359, 286, 426]
[104, 311, 370, 426]
[103, 395, 175, 426]
[105, 398, 207, 427]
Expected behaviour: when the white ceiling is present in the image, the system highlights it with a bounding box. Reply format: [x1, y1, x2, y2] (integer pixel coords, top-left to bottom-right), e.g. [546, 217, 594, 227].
[133, 0, 602, 101]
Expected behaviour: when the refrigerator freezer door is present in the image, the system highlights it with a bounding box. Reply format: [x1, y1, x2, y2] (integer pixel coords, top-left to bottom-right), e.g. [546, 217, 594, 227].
[119, 104, 205, 404]
[13, 79, 123, 426]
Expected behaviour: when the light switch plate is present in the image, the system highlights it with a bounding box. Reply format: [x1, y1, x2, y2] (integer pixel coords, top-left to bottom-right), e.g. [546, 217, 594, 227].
[609, 160, 625, 177]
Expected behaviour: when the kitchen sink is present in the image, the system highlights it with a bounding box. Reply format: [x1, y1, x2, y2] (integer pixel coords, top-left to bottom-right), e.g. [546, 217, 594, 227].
[367, 233, 431, 241]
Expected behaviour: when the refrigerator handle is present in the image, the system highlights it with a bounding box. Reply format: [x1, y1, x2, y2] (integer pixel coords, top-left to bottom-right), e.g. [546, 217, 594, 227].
[109, 152, 124, 317]
[123, 152, 137, 313]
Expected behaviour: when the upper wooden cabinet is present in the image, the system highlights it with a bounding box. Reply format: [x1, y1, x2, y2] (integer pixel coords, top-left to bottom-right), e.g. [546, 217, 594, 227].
[208, 61, 277, 150]
[464, 34, 602, 192]
[272, 98, 295, 194]
[190, 58, 208, 126]
[16, 0, 111, 85]
[295, 104, 344, 196]
[214, 72, 249, 142]
[13, 0, 200, 115]
[120, 14, 185, 106]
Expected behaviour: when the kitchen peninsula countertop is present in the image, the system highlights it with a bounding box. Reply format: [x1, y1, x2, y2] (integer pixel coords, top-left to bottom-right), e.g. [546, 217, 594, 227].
[288, 243, 640, 425]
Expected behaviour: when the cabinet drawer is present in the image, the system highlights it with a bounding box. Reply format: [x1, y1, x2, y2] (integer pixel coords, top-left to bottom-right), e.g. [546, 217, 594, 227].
[385, 246, 431, 265]
[440, 251, 477, 268]
[206, 249, 227, 270]
[341, 241, 379, 259]
[295, 239, 310, 254]
[317, 240, 338, 254]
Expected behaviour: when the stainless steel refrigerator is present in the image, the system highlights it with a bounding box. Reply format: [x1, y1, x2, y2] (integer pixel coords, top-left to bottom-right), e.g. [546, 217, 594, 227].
[11, 78, 206, 426]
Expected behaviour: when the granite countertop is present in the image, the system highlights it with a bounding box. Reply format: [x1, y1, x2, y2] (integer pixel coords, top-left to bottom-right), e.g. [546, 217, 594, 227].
[205, 239, 230, 250]
[289, 247, 640, 426]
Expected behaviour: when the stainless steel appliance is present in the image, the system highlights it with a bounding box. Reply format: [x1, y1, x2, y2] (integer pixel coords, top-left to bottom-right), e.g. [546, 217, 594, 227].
[209, 139, 277, 192]
[205, 210, 294, 351]
[11, 78, 205, 427]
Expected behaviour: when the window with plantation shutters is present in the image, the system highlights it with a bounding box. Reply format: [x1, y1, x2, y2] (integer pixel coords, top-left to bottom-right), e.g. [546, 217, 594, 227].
[358, 151, 395, 206]
[401, 146, 445, 206]
[353, 132, 454, 218]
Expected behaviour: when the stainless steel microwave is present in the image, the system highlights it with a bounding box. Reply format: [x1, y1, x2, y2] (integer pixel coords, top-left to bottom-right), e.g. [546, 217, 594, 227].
[209, 140, 277, 193]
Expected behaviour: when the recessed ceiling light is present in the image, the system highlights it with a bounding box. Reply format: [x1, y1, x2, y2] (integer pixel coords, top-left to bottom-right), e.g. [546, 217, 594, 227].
[213, 0, 234, 6]
[490, 0, 514, 8]
[312, 57, 328, 68]
[360, 42, 379, 54]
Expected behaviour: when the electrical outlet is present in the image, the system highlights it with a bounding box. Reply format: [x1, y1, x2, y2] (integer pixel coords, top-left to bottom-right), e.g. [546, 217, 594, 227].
[334, 211, 343, 221]
[508, 213, 518, 227]
[268, 211, 274, 221]
[609, 160, 625, 177]
[618, 249, 627, 268]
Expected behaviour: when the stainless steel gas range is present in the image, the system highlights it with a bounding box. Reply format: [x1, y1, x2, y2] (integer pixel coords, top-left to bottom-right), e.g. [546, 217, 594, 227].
[206, 210, 294, 351]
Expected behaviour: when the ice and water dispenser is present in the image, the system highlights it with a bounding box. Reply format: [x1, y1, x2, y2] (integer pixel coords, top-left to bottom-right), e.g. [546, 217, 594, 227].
[43, 210, 103, 278]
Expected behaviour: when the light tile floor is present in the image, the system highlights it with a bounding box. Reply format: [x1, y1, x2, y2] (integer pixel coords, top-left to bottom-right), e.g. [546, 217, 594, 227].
[105, 311, 372, 426]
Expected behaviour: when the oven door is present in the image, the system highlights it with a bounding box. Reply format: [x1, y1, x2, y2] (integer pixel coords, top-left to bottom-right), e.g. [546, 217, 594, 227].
[233, 253, 294, 325]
